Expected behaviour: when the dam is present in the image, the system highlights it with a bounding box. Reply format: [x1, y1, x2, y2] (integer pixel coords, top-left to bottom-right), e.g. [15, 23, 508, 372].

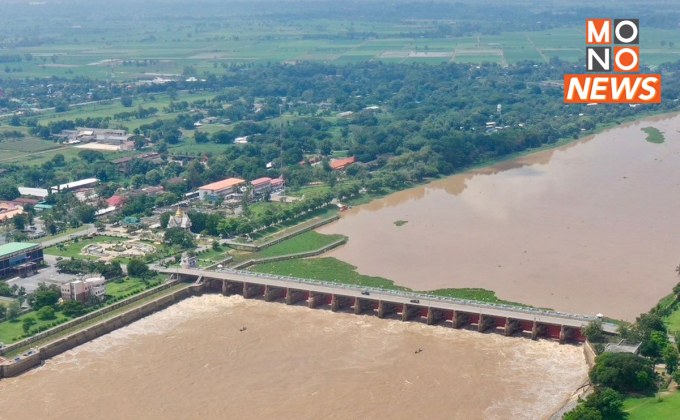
[166, 267, 618, 343]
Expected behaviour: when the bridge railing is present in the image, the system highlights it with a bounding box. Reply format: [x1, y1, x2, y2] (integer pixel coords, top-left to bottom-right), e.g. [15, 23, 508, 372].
[224, 268, 600, 324]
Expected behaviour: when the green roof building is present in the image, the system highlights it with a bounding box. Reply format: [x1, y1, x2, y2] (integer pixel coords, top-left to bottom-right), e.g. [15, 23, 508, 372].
[0, 242, 43, 278]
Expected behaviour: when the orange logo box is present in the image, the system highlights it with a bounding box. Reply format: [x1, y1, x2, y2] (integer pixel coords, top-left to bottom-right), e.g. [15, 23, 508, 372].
[564, 74, 661, 103]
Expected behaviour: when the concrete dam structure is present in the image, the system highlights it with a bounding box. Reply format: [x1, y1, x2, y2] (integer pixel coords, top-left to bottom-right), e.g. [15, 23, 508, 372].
[166, 268, 618, 344]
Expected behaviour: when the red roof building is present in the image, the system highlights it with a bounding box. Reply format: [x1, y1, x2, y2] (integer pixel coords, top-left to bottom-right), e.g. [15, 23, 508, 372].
[329, 156, 356, 171]
[106, 195, 125, 208]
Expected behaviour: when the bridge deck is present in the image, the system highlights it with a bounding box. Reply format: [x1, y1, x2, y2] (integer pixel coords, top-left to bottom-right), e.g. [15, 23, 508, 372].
[158, 267, 618, 333]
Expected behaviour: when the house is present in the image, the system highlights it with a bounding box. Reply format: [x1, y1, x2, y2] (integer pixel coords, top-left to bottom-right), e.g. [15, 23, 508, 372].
[51, 178, 99, 194]
[61, 276, 106, 303]
[198, 178, 245, 200]
[0, 202, 24, 221]
[329, 156, 356, 171]
[234, 136, 249, 144]
[250, 177, 272, 195]
[13, 197, 40, 207]
[18, 187, 49, 199]
[106, 195, 125, 208]
[271, 177, 285, 192]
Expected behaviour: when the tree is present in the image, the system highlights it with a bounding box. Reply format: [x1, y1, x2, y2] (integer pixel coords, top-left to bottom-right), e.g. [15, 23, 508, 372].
[563, 404, 603, 420]
[29, 283, 61, 309]
[37, 305, 56, 320]
[590, 352, 656, 393]
[13, 213, 27, 230]
[673, 370, 680, 385]
[164, 227, 195, 249]
[0, 181, 20, 200]
[663, 344, 679, 373]
[0, 304, 6, 320]
[583, 388, 625, 420]
[121, 95, 133, 107]
[22, 317, 36, 334]
[75, 205, 96, 224]
[583, 320, 605, 342]
[7, 300, 21, 320]
[127, 258, 150, 278]
[61, 300, 85, 317]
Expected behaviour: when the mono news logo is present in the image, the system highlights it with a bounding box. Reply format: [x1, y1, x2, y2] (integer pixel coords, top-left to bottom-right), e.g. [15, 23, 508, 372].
[564, 19, 661, 104]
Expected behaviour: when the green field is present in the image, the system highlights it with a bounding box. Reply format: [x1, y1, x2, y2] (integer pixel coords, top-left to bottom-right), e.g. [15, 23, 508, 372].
[250, 256, 528, 305]
[256, 231, 344, 259]
[1, 21, 678, 82]
[624, 393, 680, 419]
[105, 276, 162, 299]
[0, 310, 70, 345]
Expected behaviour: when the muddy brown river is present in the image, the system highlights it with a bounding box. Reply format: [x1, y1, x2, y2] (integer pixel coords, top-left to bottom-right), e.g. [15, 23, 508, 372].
[0, 296, 588, 419]
[320, 114, 680, 321]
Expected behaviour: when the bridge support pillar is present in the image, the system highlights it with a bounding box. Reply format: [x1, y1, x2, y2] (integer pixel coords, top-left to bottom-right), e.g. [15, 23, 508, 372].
[308, 292, 327, 308]
[505, 318, 520, 336]
[453, 311, 469, 328]
[222, 281, 228, 295]
[427, 308, 443, 325]
[354, 298, 372, 315]
[331, 295, 352, 312]
[264, 285, 284, 302]
[532, 321, 547, 340]
[243, 282, 262, 299]
[559, 325, 572, 344]
[378, 301, 397, 318]
[285, 289, 305, 305]
[401, 304, 419, 321]
[478, 314, 497, 332]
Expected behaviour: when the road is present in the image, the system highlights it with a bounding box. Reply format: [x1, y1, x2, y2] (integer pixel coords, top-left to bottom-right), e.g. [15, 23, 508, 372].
[38, 225, 96, 248]
[158, 267, 619, 333]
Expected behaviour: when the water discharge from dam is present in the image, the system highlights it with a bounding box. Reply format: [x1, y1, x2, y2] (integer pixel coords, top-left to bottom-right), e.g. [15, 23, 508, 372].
[320, 114, 680, 321]
[0, 295, 587, 420]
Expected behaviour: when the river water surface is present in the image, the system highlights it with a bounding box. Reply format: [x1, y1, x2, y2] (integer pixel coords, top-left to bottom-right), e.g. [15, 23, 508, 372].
[0, 296, 587, 420]
[320, 115, 680, 320]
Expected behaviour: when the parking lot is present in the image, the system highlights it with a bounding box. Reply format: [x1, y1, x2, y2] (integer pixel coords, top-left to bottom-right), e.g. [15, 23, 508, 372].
[6, 263, 75, 294]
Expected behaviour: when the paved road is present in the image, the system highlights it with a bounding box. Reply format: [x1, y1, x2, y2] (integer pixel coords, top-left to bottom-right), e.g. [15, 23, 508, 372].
[39, 225, 96, 248]
[158, 267, 619, 333]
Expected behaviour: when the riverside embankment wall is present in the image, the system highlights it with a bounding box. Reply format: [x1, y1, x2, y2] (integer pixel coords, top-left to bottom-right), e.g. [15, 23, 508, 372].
[0, 284, 204, 379]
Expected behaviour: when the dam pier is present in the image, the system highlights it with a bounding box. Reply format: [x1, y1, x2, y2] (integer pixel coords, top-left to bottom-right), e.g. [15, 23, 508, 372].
[165, 267, 618, 344]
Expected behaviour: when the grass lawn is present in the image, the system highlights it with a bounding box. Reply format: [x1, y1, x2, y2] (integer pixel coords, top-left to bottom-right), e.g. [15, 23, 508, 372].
[194, 247, 231, 267]
[44, 236, 130, 258]
[665, 305, 680, 332]
[258, 231, 345, 258]
[0, 311, 71, 345]
[105, 276, 160, 299]
[623, 392, 680, 419]
[250, 257, 530, 305]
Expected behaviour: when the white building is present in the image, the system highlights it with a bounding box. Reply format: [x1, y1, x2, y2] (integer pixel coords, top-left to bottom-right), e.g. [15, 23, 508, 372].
[61, 276, 106, 303]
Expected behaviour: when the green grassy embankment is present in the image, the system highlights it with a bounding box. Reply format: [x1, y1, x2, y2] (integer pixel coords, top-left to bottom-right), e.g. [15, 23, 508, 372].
[623, 392, 680, 419]
[250, 256, 532, 306]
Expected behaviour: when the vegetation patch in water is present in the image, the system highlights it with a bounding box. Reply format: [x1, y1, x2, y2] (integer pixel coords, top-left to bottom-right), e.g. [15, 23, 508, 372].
[641, 127, 665, 144]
